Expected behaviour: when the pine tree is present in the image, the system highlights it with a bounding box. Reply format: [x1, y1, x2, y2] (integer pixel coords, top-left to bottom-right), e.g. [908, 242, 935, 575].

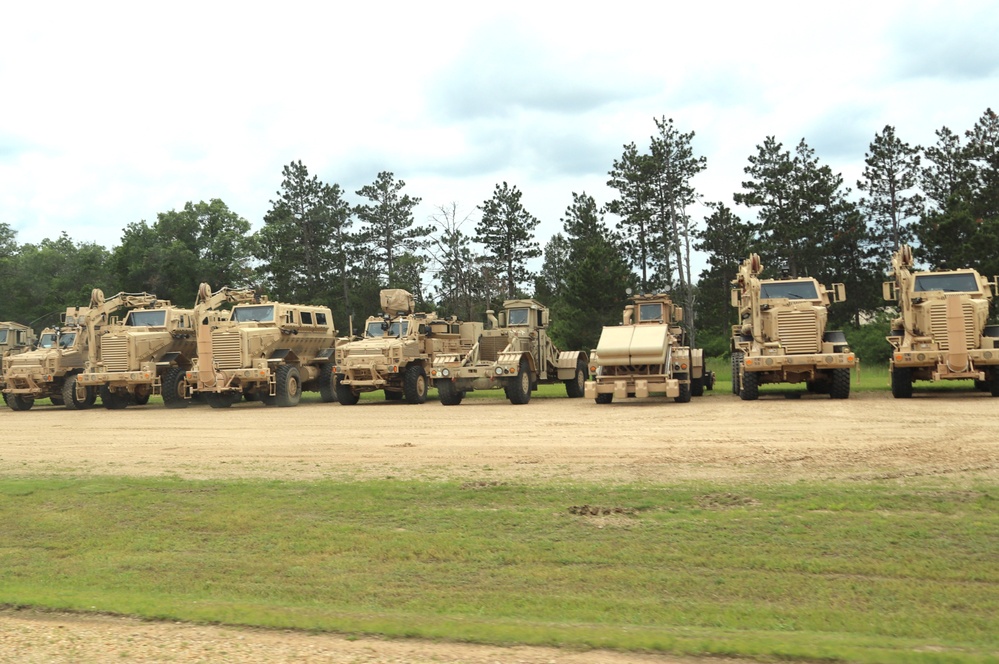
[856, 125, 923, 254]
[476, 182, 541, 299]
[355, 171, 428, 292]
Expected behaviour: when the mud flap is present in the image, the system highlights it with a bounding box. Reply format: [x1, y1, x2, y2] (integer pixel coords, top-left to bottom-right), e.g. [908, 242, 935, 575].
[584, 381, 596, 399]
[613, 380, 628, 399]
[634, 379, 649, 398]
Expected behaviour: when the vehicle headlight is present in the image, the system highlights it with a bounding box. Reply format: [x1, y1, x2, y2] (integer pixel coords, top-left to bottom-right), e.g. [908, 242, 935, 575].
[494, 366, 504, 375]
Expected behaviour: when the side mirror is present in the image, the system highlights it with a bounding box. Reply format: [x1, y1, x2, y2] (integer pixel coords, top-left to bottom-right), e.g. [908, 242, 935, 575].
[832, 283, 846, 303]
[497, 312, 506, 328]
[882, 282, 896, 302]
[671, 306, 684, 323]
[730, 289, 740, 307]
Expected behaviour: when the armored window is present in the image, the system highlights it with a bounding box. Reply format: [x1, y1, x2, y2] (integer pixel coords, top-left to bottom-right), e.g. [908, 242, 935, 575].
[126, 310, 167, 326]
[58, 332, 77, 348]
[316, 312, 328, 326]
[638, 303, 663, 322]
[386, 321, 410, 337]
[0, 330, 6, 344]
[508, 309, 529, 326]
[365, 321, 385, 337]
[913, 272, 979, 293]
[760, 281, 819, 300]
[231, 305, 275, 323]
[301, 311, 313, 325]
[39, 333, 57, 348]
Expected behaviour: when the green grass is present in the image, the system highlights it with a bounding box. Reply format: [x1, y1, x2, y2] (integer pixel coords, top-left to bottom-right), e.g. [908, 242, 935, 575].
[2, 477, 998, 662]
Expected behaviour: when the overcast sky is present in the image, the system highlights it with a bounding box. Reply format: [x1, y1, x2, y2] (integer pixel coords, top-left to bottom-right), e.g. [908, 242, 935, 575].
[2, 1, 997, 271]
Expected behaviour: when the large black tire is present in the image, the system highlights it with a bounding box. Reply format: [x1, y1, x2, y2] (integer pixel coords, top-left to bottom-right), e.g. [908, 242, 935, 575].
[506, 357, 532, 405]
[437, 379, 464, 405]
[100, 385, 129, 410]
[161, 366, 189, 409]
[564, 359, 587, 398]
[275, 365, 302, 407]
[675, 378, 692, 403]
[829, 368, 851, 399]
[131, 385, 152, 406]
[403, 364, 428, 404]
[50, 396, 65, 406]
[595, 392, 613, 404]
[335, 376, 360, 405]
[384, 390, 403, 401]
[989, 370, 999, 398]
[7, 394, 34, 411]
[318, 363, 336, 403]
[890, 365, 913, 399]
[730, 351, 743, 395]
[690, 375, 704, 397]
[739, 368, 759, 401]
[206, 391, 238, 409]
[62, 373, 96, 410]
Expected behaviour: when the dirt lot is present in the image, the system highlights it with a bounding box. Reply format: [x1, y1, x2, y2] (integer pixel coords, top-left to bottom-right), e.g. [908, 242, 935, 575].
[2, 389, 997, 662]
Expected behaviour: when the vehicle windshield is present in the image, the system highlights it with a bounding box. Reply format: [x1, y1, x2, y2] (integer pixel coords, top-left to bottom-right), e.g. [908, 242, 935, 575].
[638, 303, 664, 322]
[58, 333, 77, 348]
[38, 333, 57, 348]
[507, 309, 529, 326]
[367, 319, 409, 338]
[126, 310, 167, 326]
[760, 280, 819, 300]
[0, 330, 7, 344]
[913, 272, 979, 293]
[231, 305, 275, 323]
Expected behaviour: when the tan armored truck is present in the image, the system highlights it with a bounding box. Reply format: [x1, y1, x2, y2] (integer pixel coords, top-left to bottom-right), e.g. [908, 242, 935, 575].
[584, 292, 698, 404]
[2, 290, 155, 410]
[730, 254, 856, 400]
[185, 294, 337, 408]
[431, 298, 587, 405]
[78, 283, 256, 409]
[884, 245, 999, 397]
[334, 289, 471, 405]
[0, 322, 37, 407]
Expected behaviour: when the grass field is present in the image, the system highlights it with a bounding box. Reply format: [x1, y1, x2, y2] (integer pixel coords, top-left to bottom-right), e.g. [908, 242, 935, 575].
[2, 476, 997, 663]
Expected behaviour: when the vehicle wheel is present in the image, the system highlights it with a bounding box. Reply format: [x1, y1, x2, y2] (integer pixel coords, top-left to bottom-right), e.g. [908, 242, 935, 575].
[437, 379, 463, 405]
[705, 371, 715, 391]
[206, 392, 237, 409]
[7, 394, 34, 411]
[258, 389, 277, 406]
[690, 375, 704, 397]
[50, 396, 65, 406]
[739, 369, 759, 401]
[275, 364, 302, 407]
[890, 365, 913, 399]
[335, 376, 359, 405]
[131, 385, 152, 405]
[974, 379, 989, 392]
[675, 378, 692, 403]
[318, 363, 336, 403]
[829, 368, 850, 399]
[100, 385, 129, 410]
[161, 366, 189, 409]
[595, 392, 613, 404]
[564, 359, 587, 398]
[506, 357, 532, 405]
[384, 390, 403, 401]
[989, 370, 999, 398]
[730, 351, 743, 395]
[62, 373, 96, 410]
[403, 364, 428, 404]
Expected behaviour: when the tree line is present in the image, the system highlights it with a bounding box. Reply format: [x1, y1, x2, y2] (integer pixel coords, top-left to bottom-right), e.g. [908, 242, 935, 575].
[1, 108, 996, 364]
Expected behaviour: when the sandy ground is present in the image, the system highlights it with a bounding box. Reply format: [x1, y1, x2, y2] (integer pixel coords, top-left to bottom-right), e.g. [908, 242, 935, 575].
[2, 388, 997, 662]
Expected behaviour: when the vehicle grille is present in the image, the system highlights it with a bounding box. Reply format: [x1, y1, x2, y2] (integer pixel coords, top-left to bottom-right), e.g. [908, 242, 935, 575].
[212, 332, 243, 369]
[929, 302, 976, 350]
[776, 310, 819, 354]
[479, 336, 508, 362]
[101, 336, 129, 372]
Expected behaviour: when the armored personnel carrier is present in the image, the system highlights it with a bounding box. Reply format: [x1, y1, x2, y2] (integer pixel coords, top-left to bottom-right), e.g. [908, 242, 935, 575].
[730, 254, 856, 400]
[884, 245, 999, 397]
[334, 289, 472, 405]
[584, 292, 697, 404]
[432, 298, 586, 405]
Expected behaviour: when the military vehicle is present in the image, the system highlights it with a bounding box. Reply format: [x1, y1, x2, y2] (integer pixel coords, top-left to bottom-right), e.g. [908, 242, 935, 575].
[334, 289, 472, 405]
[431, 298, 587, 405]
[78, 283, 256, 409]
[185, 294, 337, 408]
[730, 254, 855, 400]
[584, 292, 697, 404]
[884, 245, 999, 397]
[0, 322, 37, 407]
[2, 290, 156, 410]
